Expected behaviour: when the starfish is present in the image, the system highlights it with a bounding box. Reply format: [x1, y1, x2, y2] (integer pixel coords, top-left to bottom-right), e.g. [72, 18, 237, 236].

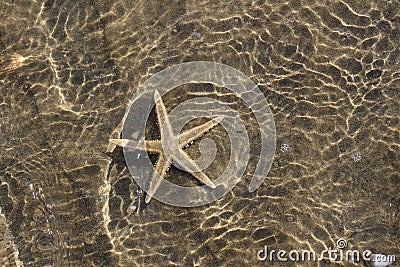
[110, 90, 223, 203]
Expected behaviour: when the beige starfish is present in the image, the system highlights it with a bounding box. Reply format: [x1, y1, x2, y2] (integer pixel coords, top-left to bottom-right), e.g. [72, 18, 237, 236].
[110, 90, 223, 203]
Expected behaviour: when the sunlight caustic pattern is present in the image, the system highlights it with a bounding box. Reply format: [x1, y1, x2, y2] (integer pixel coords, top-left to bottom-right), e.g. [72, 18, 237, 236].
[112, 61, 276, 207]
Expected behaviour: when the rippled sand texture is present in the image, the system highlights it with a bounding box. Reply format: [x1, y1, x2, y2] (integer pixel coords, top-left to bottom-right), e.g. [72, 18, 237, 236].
[0, 0, 399, 266]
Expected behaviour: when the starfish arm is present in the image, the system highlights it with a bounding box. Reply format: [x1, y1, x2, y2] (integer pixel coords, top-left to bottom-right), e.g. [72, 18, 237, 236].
[144, 140, 162, 153]
[178, 116, 224, 146]
[172, 150, 216, 188]
[145, 153, 170, 203]
[109, 139, 145, 150]
[154, 90, 174, 139]
[109, 139, 163, 153]
[192, 170, 216, 189]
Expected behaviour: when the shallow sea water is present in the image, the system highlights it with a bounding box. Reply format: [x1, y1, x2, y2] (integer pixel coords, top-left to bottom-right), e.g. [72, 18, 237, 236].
[0, 0, 399, 266]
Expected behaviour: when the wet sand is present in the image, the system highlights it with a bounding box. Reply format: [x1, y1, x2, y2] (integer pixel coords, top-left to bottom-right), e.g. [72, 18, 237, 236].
[0, 0, 399, 266]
